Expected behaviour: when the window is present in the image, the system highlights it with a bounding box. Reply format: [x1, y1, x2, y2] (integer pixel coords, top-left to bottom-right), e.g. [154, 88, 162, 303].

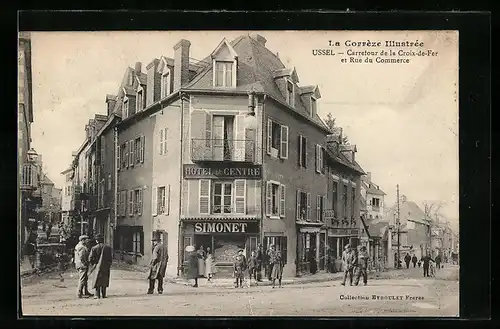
[213, 181, 232, 214]
[159, 128, 168, 155]
[351, 187, 356, 218]
[296, 190, 311, 221]
[136, 90, 144, 112]
[161, 71, 170, 98]
[266, 119, 289, 159]
[157, 185, 170, 215]
[315, 144, 325, 174]
[134, 189, 143, 215]
[332, 181, 338, 214]
[372, 198, 380, 208]
[132, 231, 143, 255]
[123, 99, 129, 118]
[310, 96, 317, 116]
[135, 137, 141, 163]
[316, 195, 325, 222]
[214, 61, 233, 87]
[107, 174, 111, 191]
[298, 135, 307, 168]
[286, 79, 294, 106]
[342, 184, 348, 218]
[121, 143, 128, 169]
[264, 236, 288, 265]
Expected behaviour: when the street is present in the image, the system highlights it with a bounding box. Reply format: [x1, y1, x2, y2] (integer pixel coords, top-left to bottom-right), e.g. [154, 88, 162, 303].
[20, 265, 459, 317]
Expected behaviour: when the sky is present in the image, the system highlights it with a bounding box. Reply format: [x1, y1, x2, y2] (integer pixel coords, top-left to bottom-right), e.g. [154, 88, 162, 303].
[29, 30, 459, 230]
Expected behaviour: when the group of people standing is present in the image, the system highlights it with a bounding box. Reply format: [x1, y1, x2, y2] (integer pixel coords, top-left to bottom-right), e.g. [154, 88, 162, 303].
[74, 234, 112, 299]
[340, 244, 370, 286]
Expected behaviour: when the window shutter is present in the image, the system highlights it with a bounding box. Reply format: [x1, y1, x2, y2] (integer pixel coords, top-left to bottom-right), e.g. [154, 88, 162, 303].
[267, 119, 272, 155]
[234, 179, 246, 214]
[117, 143, 121, 172]
[163, 128, 168, 155]
[140, 230, 144, 255]
[315, 144, 321, 173]
[234, 115, 246, 161]
[298, 136, 302, 166]
[129, 140, 134, 167]
[279, 184, 286, 218]
[152, 187, 157, 216]
[282, 236, 288, 264]
[304, 137, 308, 168]
[296, 189, 301, 221]
[316, 194, 321, 221]
[140, 136, 145, 163]
[166, 184, 170, 215]
[122, 191, 126, 216]
[265, 181, 272, 216]
[205, 111, 212, 148]
[116, 191, 120, 216]
[128, 190, 134, 216]
[138, 189, 143, 215]
[159, 129, 164, 155]
[280, 125, 289, 159]
[199, 179, 211, 214]
[307, 192, 311, 221]
[124, 143, 129, 168]
[322, 196, 326, 222]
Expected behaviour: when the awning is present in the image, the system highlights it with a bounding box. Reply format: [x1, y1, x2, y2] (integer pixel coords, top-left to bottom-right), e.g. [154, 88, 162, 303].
[296, 221, 325, 226]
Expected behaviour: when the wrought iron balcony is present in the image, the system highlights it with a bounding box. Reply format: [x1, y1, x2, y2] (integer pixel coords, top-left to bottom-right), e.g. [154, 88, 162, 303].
[191, 138, 256, 162]
[21, 163, 38, 191]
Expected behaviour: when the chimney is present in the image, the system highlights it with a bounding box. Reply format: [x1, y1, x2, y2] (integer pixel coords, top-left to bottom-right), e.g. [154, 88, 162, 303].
[173, 39, 191, 91]
[367, 172, 372, 183]
[134, 62, 142, 75]
[105, 94, 117, 116]
[146, 58, 161, 106]
[250, 34, 267, 47]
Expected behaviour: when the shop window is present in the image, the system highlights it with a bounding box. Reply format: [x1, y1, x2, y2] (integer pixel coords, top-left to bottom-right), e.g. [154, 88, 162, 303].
[214, 235, 246, 263]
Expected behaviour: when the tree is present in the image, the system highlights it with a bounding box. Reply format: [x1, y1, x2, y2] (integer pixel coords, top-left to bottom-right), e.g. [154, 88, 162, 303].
[324, 112, 350, 144]
[422, 201, 445, 222]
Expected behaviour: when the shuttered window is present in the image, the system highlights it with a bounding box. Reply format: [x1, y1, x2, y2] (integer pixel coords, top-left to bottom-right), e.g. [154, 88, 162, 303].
[299, 135, 307, 168]
[129, 140, 134, 167]
[152, 187, 157, 216]
[140, 136, 145, 163]
[128, 190, 134, 216]
[315, 144, 324, 173]
[234, 179, 246, 214]
[199, 179, 211, 214]
[280, 125, 289, 159]
[279, 184, 286, 218]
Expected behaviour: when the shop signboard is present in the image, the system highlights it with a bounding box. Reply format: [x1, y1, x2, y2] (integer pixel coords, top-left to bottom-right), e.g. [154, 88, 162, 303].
[183, 164, 262, 179]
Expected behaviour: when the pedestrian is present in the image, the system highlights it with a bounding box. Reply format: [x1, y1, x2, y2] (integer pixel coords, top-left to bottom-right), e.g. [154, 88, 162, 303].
[25, 233, 38, 270]
[340, 244, 356, 286]
[233, 249, 247, 288]
[269, 245, 284, 288]
[404, 253, 411, 269]
[197, 245, 206, 278]
[412, 255, 418, 268]
[354, 246, 369, 286]
[417, 260, 422, 268]
[435, 254, 442, 270]
[421, 253, 435, 278]
[88, 234, 112, 299]
[266, 245, 272, 281]
[147, 232, 168, 295]
[74, 235, 93, 298]
[186, 246, 199, 287]
[205, 247, 215, 283]
[309, 247, 318, 274]
[247, 250, 258, 285]
[255, 244, 264, 281]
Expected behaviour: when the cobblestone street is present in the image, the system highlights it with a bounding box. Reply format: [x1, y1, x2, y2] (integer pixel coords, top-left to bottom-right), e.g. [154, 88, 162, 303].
[20, 264, 459, 317]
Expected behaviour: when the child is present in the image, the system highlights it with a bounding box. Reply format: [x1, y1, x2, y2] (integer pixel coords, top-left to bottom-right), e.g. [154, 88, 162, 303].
[247, 251, 258, 286]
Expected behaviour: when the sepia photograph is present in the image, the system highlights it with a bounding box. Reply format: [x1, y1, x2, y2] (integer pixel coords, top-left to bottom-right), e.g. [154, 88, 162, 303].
[18, 30, 459, 317]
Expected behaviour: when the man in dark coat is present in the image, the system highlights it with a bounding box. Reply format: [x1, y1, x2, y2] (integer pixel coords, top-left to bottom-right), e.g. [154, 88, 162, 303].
[255, 244, 264, 281]
[412, 255, 418, 268]
[354, 246, 369, 286]
[341, 244, 356, 286]
[233, 249, 247, 288]
[421, 253, 435, 277]
[147, 233, 168, 295]
[186, 247, 199, 287]
[88, 234, 113, 299]
[404, 253, 411, 269]
[435, 254, 442, 269]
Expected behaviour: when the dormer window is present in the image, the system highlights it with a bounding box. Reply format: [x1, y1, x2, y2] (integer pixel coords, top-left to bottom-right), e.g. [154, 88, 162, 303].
[310, 96, 317, 117]
[286, 79, 294, 106]
[136, 89, 144, 112]
[123, 98, 129, 118]
[161, 70, 171, 98]
[214, 61, 234, 87]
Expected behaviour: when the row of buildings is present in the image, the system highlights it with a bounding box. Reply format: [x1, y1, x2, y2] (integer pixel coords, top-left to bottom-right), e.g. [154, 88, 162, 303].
[19, 32, 62, 266]
[61, 34, 368, 278]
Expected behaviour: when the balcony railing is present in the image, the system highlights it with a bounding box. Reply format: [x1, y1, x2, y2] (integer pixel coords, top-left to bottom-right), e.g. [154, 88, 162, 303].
[21, 163, 38, 191]
[191, 139, 256, 162]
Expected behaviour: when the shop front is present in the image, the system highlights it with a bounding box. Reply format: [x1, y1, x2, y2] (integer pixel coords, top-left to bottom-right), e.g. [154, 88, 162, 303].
[296, 223, 325, 276]
[327, 227, 360, 272]
[181, 220, 260, 278]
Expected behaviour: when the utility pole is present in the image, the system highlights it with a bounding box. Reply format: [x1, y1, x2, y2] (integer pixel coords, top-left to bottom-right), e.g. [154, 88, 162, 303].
[396, 184, 401, 268]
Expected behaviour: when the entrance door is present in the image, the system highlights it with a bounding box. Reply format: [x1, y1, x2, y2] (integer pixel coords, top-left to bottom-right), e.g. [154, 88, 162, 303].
[160, 231, 168, 261]
[319, 233, 325, 270]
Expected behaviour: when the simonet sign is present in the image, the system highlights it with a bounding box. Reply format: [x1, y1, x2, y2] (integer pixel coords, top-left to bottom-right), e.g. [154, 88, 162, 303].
[194, 222, 250, 233]
[183, 164, 262, 179]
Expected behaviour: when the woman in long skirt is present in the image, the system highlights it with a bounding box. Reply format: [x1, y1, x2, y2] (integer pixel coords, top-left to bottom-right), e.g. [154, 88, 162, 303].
[197, 246, 206, 278]
[205, 247, 215, 282]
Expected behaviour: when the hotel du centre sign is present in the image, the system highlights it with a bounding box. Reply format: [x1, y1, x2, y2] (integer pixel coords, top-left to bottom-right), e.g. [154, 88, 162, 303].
[183, 164, 262, 179]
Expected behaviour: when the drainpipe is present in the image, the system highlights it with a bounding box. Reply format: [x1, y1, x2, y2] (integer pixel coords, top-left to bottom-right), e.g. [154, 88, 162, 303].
[260, 94, 266, 247]
[177, 92, 187, 277]
[112, 125, 118, 256]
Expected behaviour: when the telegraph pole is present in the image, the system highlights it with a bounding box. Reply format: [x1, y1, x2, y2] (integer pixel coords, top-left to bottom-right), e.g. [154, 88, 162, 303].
[396, 184, 401, 268]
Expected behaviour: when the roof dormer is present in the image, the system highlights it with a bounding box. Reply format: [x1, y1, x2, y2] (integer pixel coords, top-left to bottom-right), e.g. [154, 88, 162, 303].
[158, 56, 174, 99]
[340, 144, 357, 163]
[211, 38, 238, 88]
[273, 67, 299, 107]
[299, 85, 321, 117]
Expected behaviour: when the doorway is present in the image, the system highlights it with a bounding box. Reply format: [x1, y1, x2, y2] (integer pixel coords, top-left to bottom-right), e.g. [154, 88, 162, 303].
[319, 233, 325, 271]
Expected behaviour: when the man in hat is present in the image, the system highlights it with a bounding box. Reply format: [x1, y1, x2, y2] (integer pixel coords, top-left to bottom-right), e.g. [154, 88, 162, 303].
[341, 244, 356, 286]
[74, 235, 93, 298]
[354, 246, 369, 286]
[88, 234, 112, 299]
[233, 249, 247, 288]
[148, 231, 168, 294]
